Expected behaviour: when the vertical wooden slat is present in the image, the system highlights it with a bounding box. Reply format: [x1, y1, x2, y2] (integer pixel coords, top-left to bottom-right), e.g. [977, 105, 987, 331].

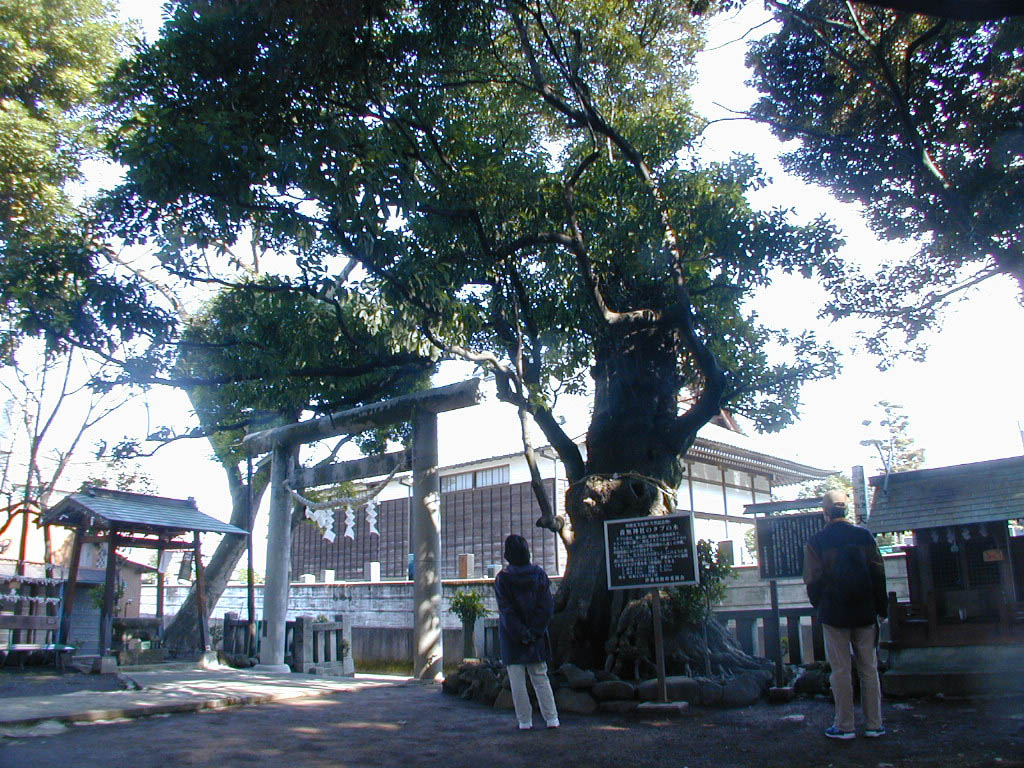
[100, 531, 118, 657]
[810, 615, 825, 662]
[786, 615, 803, 665]
[59, 526, 84, 646]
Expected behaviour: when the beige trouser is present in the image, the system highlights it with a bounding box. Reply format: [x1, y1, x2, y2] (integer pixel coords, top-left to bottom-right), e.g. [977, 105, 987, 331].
[823, 623, 883, 733]
[507, 662, 559, 728]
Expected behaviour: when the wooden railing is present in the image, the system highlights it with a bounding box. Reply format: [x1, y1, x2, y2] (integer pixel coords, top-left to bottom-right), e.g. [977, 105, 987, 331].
[714, 606, 825, 668]
[887, 591, 1024, 647]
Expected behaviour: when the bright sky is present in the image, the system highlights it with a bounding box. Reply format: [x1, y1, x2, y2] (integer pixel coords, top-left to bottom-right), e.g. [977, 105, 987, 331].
[13, 2, 1017, 571]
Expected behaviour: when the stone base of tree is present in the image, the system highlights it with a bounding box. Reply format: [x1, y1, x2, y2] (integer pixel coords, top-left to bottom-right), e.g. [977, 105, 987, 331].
[443, 659, 781, 712]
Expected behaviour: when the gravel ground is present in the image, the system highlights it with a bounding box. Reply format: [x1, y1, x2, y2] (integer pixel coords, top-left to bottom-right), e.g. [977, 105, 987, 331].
[0, 675, 1022, 768]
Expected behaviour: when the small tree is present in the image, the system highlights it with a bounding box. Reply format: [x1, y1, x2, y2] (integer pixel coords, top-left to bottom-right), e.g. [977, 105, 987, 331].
[450, 590, 489, 660]
[861, 400, 926, 474]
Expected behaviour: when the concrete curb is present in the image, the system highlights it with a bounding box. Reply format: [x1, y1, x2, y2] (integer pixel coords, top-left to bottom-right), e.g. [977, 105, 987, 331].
[1, 672, 411, 732]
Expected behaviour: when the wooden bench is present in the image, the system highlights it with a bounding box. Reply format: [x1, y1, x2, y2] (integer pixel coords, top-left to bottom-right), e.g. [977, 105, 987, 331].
[0, 613, 75, 670]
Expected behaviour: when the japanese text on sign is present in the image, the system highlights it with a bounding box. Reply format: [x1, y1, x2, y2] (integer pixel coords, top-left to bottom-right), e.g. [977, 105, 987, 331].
[755, 513, 825, 580]
[604, 514, 698, 590]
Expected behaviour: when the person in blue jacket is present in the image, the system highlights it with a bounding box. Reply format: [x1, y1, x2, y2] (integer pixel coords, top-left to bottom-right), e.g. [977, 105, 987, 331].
[494, 534, 560, 730]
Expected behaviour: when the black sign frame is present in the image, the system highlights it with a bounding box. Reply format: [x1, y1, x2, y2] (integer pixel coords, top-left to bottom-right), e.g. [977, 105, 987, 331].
[754, 512, 825, 580]
[604, 513, 698, 590]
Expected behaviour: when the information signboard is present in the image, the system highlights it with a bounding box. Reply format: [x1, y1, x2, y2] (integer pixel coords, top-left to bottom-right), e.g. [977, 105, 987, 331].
[604, 513, 698, 590]
[755, 512, 825, 580]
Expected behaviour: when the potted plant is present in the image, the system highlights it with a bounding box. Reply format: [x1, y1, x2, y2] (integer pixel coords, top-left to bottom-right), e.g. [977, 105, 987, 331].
[450, 590, 488, 660]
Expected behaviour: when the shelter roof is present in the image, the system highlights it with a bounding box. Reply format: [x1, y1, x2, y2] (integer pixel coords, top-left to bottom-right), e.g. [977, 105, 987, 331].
[41, 487, 246, 537]
[865, 456, 1024, 534]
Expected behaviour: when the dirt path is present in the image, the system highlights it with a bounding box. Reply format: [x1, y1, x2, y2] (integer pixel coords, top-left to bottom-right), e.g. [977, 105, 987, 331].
[1, 682, 1022, 768]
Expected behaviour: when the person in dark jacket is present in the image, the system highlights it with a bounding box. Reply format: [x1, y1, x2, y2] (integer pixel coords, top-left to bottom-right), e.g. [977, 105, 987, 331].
[804, 490, 888, 740]
[494, 534, 560, 730]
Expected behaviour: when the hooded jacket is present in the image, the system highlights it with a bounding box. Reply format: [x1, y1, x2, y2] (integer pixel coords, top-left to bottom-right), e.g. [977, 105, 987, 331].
[803, 518, 888, 628]
[494, 563, 554, 665]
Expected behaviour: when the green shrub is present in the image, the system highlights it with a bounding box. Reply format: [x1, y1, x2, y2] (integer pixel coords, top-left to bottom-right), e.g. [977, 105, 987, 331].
[669, 539, 735, 624]
[449, 589, 488, 624]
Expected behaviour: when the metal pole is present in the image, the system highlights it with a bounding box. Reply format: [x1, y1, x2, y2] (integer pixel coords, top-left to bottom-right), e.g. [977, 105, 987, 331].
[651, 589, 667, 703]
[247, 455, 257, 657]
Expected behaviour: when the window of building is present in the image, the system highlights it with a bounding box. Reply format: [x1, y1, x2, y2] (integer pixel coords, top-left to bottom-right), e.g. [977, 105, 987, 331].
[474, 465, 509, 488]
[929, 541, 963, 590]
[964, 536, 1002, 587]
[440, 465, 509, 493]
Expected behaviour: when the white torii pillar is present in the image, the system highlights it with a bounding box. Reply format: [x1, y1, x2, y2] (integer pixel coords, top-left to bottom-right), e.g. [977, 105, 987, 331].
[412, 409, 443, 680]
[255, 442, 297, 672]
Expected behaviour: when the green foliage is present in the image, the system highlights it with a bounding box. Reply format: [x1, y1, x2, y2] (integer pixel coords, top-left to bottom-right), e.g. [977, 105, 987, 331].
[231, 567, 264, 584]
[449, 589, 489, 624]
[0, 0, 123, 241]
[798, 472, 854, 500]
[0, 0, 167, 354]
[744, 526, 757, 562]
[88, 579, 125, 610]
[101, 0, 844, 442]
[748, 3, 1024, 358]
[176, 278, 435, 463]
[669, 539, 734, 624]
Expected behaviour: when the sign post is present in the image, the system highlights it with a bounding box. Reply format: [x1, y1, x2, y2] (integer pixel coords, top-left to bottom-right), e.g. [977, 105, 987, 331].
[605, 514, 698, 703]
[748, 505, 826, 686]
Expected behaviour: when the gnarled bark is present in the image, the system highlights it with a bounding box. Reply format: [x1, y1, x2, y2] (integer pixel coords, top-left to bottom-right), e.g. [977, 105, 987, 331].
[547, 325, 766, 676]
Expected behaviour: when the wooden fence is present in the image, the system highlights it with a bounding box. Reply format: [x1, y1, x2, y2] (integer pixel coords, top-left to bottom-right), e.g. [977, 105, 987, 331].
[478, 607, 824, 673]
[222, 612, 351, 674]
[715, 606, 825, 667]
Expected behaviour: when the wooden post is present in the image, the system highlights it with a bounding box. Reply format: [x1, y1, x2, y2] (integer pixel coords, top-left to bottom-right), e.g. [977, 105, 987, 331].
[810, 615, 825, 662]
[766, 580, 783, 686]
[156, 545, 165, 644]
[194, 531, 210, 652]
[412, 408, 443, 681]
[58, 526, 84, 645]
[258, 442, 296, 671]
[247, 457, 257, 658]
[295, 615, 313, 673]
[651, 589, 668, 703]
[786, 613, 803, 665]
[100, 531, 118, 657]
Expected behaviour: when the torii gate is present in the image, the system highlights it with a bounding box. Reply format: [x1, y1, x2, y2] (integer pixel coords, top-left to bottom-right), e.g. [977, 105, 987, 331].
[241, 379, 482, 680]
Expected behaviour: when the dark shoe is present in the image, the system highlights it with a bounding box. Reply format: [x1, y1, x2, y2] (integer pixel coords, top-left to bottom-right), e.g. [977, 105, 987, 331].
[824, 726, 855, 740]
[864, 727, 886, 738]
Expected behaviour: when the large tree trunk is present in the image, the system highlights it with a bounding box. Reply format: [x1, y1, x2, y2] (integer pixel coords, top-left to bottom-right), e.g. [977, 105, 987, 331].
[548, 325, 768, 677]
[550, 325, 690, 670]
[161, 461, 269, 654]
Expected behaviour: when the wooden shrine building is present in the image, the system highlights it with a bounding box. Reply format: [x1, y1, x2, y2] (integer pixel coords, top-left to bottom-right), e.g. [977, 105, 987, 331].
[866, 456, 1024, 655]
[41, 487, 247, 664]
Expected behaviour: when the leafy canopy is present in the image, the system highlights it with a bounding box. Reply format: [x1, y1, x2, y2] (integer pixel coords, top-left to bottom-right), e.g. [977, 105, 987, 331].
[748, 2, 1024, 358]
[0, 0, 167, 356]
[169, 280, 436, 464]
[102, 0, 843, 451]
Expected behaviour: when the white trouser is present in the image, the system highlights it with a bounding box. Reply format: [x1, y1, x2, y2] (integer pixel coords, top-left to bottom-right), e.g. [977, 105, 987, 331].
[507, 661, 559, 728]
